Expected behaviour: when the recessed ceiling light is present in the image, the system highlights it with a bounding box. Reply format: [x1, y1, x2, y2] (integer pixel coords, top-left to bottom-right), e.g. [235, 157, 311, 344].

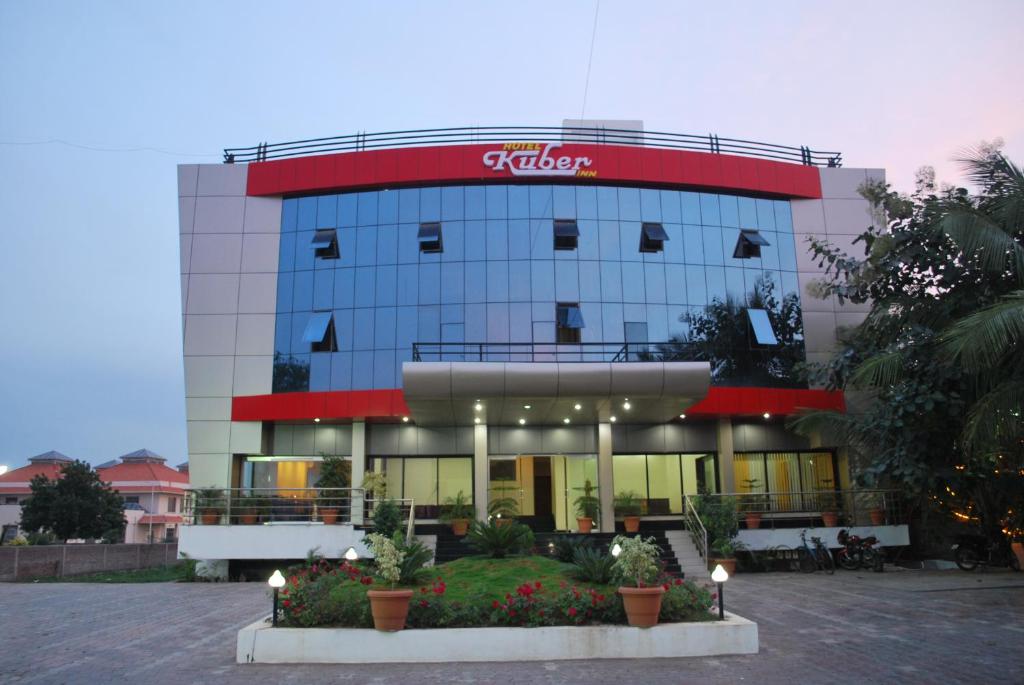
[474, 417, 481, 424]
[610, 416, 617, 422]
[523, 404, 531, 410]
[313, 418, 320, 423]
[474, 403, 483, 412]
[623, 401, 631, 410]
[402, 416, 409, 423]
[574, 403, 582, 411]
[563, 418, 571, 424]
[518, 418, 526, 425]
[679, 413, 686, 419]
[763, 412, 771, 419]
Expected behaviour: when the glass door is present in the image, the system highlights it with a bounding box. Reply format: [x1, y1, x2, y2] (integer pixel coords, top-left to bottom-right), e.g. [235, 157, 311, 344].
[551, 454, 599, 531]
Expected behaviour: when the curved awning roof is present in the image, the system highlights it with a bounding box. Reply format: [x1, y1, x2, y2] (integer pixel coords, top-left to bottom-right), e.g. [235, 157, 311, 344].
[402, 361, 711, 426]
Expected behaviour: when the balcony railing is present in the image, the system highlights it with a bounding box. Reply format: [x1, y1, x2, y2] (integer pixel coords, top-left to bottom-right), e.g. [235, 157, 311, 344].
[223, 126, 842, 167]
[182, 488, 414, 529]
[698, 489, 903, 529]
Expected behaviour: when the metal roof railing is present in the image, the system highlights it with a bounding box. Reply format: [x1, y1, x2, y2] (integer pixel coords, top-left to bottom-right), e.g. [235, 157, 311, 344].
[224, 126, 842, 167]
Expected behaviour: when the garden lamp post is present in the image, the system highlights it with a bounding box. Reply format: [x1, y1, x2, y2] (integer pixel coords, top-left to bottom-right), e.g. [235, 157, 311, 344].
[268, 569, 285, 627]
[711, 563, 729, 620]
[343, 546, 359, 561]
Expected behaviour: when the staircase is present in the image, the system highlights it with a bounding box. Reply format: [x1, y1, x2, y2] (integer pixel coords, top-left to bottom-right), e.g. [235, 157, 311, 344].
[533, 530, 684, 577]
[664, 529, 711, 582]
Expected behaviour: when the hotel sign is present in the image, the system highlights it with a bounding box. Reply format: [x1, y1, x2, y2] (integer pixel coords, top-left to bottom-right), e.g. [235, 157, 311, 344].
[482, 143, 596, 178]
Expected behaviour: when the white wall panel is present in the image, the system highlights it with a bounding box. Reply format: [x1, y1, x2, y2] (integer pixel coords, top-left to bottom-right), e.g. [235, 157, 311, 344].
[818, 168, 867, 200]
[186, 274, 240, 315]
[233, 355, 273, 396]
[790, 199, 825, 235]
[179, 196, 196, 234]
[186, 397, 232, 421]
[187, 453, 231, 488]
[230, 421, 263, 453]
[241, 234, 280, 273]
[238, 273, 277, 314]
[244, 196, 283, 233]
[196, 164, 247, 197]
[822, 200, 874, 236]
[178, 164, 199, 197]
[184, 314, 237, 356]
[187, 420, 231, 454]
[194, 196, 246, 234]
[184, 356, 234, 398]
[189, 234, 243, 273]
[235, 314, 276, 356]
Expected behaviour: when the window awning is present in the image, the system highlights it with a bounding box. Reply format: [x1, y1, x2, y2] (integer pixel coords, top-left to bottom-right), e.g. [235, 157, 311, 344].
[554, 220, 580, 237]
[557, 305, 585, 329]
[740, 229, 770, 246]
[311, 229, 336, 248]
[302, 311, 334, 343]
[642, 222, 669, 241]
[746, 308, 779, 345]
[418, 223, 441, 241]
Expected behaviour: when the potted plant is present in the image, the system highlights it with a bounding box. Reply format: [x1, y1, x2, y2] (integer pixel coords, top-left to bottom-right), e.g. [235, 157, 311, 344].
[741, 477, 764, 529]
[819, 487, 840, 527]
[365, 532, 413, 631]
[611, 534, 664, 627]
[193, 488, 224, 525]
[488, 478, 519, 527]
[614, 491, 643, 533]
[439, 490, 473, 536]
[696, 494, 741, 574]
[316, 455, 350, 524]
[237, 494, 261, 524]
[573, 479, 600, 533]
[867, 492, 886, 525]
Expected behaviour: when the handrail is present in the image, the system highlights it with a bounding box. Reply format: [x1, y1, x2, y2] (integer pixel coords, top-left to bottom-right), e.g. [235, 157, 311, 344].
[223, 125, 842, 167]
[405, 498, 415, 542]
[683, 495, 708, 566]
[700, 489, 902, 528]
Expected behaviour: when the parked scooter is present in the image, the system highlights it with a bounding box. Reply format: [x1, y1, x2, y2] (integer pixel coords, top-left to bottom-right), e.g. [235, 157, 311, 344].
[836, 529, 884, 571]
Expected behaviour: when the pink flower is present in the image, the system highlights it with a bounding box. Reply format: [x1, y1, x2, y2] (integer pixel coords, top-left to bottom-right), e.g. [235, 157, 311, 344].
[568, 607, 577, 617]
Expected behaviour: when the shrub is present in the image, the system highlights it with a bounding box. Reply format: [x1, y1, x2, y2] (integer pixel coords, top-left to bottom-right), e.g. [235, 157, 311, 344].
[571, 546, 615, 584]
[438, 491, 474, 523]
[658, 577, 714, 622]
[396, 533, 433, 585]
[610, 534, 661, 587]
[316, 455, 351, 510]
[366, 532, 404, 588]
[371, 499, 403, 538]
[552, 534, 592, 563]
[573, 479, 600, 521]
[613, 491, 643, 517]
[465, 519, 534, 558]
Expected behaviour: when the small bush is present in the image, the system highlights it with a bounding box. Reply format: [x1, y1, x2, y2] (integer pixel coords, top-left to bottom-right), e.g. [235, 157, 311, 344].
[465, 520, 534, 558]
[552, 534, 592, 563]
[397, 534, 433, 585]
[571, 546, 615, 584]
[371, 499, 402, 538]
[658, 577, 715, 622]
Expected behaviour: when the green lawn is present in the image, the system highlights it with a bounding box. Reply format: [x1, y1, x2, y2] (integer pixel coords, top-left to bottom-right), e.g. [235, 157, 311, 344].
[28, 564, 187, 583]
[428, 555, 614, 603]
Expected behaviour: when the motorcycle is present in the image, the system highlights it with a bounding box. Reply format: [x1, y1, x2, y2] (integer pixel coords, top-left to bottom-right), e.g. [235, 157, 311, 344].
[836, 529, 883, 571]
[953, 533, 1021, 572]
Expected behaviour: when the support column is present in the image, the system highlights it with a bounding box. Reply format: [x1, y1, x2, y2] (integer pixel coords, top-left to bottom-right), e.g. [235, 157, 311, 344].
[351, 420, 366, 525]
[597, 422, 615, 533]
[473, 424, 488, 521]
[716, 417, 735, 493]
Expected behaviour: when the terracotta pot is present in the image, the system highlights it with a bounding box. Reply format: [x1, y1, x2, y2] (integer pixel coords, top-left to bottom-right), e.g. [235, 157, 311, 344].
[869, 508, 885, 526]
[1011, 542, 1024, 569]
[367, 589, 414, 631]
[623, 516, 641, 533]
[711, 558, 737, 576]
[745, 512, 762, 530]
[239, 512, 258, 525]
[618, 586, 665, 627]
[321, 507, 338, 525]
[450, 519, 469, 536]
[821, 511, 839, 527]
[200, 512, 220, 525]
[577, 517, 593, 533]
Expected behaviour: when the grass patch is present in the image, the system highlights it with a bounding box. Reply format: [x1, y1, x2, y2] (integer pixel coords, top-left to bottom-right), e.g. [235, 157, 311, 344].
[430, 555, 610, 603]
[27, 564, 186, 583]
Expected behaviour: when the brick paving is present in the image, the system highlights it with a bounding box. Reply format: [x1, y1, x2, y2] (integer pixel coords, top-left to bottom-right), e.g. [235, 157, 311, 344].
[1, 568, 1022, 684]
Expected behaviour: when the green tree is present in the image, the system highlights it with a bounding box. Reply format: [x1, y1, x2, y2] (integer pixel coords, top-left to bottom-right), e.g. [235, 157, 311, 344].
[651, 273, 805, 387]
[790, 146, 1024, 538]
[20, 460, 125, 542]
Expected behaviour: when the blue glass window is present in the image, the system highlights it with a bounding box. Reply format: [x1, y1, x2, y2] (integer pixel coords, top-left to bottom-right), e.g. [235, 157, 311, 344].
[312, 229, 339, 259]
[640, 222, 669, 253]
[747, 308, 779, 345]
[302, 311, 336, 352]
[418, 222, 443, 253]
[556, 303, 585, 328]
[733, 229, 770, 259]
[553, 219, 579, 250]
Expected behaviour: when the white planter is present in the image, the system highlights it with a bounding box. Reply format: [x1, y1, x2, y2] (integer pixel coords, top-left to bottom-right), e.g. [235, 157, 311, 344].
[237, 613, 758, 664]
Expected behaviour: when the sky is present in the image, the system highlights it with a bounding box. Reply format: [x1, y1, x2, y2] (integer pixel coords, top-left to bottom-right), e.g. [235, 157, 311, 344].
[1, 1, 1021, 468]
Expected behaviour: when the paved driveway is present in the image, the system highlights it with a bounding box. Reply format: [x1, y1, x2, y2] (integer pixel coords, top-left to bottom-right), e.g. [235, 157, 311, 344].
[1, 569, 1022, 684]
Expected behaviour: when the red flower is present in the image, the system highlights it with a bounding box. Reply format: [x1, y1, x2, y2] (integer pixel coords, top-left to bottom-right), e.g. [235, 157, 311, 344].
[421, 587, 428, 594]
[663, 583, 670, 591]
[534, 581, 542, 589]
[492, 600, 501, 609]
[711, 592, 717, 600]
[282, 599, 291, 607]
[361, 576, 374, 585]
[567, 607, 577, 617]
[675, 578, 683, 585]
[596, 594, 605, 602]
[420, 600, 428, 608]
[509, 609, 517, 617]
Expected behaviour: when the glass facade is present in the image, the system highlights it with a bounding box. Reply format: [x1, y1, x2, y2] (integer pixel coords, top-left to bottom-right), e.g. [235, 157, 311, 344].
[612, 453, 717, 515]
[369, 456, 473, 514]
[273, 184, 801, 393]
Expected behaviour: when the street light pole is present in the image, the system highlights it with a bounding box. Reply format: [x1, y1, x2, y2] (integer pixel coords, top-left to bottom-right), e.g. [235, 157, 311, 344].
[711, 563, 729, 620]
[268, 569, 285, 627]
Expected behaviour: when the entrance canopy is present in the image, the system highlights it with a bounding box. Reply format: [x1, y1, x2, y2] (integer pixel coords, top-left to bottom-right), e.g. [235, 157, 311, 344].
[402, 361, 710, 426]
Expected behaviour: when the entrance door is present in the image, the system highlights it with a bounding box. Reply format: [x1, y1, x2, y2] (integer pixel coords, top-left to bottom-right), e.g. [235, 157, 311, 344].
[533, 457, 553, 517]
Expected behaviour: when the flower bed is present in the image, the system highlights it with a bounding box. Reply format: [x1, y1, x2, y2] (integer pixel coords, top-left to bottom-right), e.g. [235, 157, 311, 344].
[277, 555, 714, 629]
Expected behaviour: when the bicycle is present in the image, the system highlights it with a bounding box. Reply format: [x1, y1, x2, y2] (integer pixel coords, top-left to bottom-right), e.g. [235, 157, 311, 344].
[797, 530, 835, 574]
